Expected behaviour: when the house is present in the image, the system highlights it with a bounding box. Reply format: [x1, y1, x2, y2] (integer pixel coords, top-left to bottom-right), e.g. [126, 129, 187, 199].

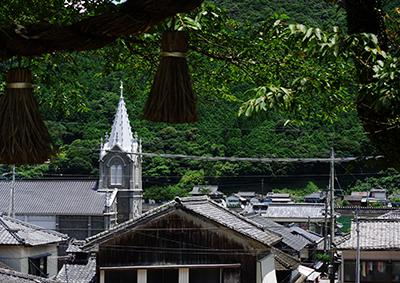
[83, 196, 300, 283]
[236, 191, 257, 201]
[369, 186, 388, 200]
[304, 192, 326, 203]
[262, 203, 326, 234]
[335, 218, 400, 282]
[0, 267, 58, 283]
[56, 239, 96, 283]
[0, 83, 143, 239]
[0, 215, 68, 277]
[287, 225, 324, 262]
[225, 194, 243, 206]
[378, 209, 400, 219]
[189, 185, 223, 199]
[245, 213, 309, 259]
[343, 192, 369, 207]
[0, 179, 117, 240]
[267, 193, 292, 203]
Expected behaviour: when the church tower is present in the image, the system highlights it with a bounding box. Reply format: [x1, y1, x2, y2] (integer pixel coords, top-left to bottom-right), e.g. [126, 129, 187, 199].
[99, 82, 142, 223]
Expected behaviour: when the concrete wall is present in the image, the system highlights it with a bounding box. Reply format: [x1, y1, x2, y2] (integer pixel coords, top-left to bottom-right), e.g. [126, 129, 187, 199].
[0, 243, 59, 277]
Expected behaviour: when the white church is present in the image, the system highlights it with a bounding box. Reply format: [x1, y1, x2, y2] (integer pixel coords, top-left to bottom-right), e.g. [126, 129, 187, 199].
[0, 82, 143, 239]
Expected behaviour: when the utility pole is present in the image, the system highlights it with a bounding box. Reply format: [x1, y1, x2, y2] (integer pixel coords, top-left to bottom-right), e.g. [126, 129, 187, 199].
[355, 208, 360, 283]
[7, 165, 16, 218]
[324, 185, 328, 252]
[261, 178, 264, 201]
[329, 148, 335, 283]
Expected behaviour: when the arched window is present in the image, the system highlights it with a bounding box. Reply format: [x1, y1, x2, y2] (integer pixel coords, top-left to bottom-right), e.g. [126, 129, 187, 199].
[111, 164, 123, 185]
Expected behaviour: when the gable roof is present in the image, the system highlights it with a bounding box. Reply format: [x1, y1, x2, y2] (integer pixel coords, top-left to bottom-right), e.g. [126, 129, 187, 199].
[189, 185, 222, 195]
[0, 268, 57, 283]
[245, 213, 308, 251]
[56, 257, 96, 283]
[379, 209, 400, 219]
[304, 192, 325, 201]
[264, 203, 325, 219]
[0, 215, 68, 246]
[271, 247, 301, 271]
[0, 179, 106, 215]
[335, 218, 400, 250]
[288, 226, 324, 245]
[84, 196, 282, 249]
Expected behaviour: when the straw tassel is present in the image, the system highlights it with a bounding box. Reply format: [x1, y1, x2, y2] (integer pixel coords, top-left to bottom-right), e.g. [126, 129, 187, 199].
[142, 31, 198, 123]
[0, 68, 57, 165]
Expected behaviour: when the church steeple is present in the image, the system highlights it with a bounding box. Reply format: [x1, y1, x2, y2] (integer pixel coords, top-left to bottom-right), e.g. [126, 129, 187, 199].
[98, 81, 143, 223]
[101, 81, 136, 158]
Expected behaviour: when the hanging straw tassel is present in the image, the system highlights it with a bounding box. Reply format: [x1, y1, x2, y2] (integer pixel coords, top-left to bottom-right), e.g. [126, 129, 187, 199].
[0, 68, 57, 165]
[142, 31, 197, 123]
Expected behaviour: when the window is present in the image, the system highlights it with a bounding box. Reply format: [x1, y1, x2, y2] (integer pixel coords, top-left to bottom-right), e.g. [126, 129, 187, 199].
[344, 260, 391, 282]
[105, 270, 137, 283]
[111, 164, 122, 185]
[28, 256, 47, 277]
[392, 262, 400, 282]
[147, 269, 179, 283]
[189, 268, 220, 283]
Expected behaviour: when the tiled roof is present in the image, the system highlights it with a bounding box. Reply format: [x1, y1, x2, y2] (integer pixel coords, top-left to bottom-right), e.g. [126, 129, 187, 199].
[190, 185, 222, 195]
[288, 226, 324, 245]
[379, 209, 400, 219]
[245, 213, 308, 251]
[0, 262, 13, 270]
[0, 267, 57, 282]
[271, 247, 300, 271]
[335, 218, 400, 250]
[237, 191, 256, 197]
[264, 203, 325, 219]
[85, 196, 282, 249]
[66, 239, 87, 253]
[0, 215, 68, 246]
[56, 257, 96, 283]
[304, 192, 325, 200]
[0, 179, 106, 215]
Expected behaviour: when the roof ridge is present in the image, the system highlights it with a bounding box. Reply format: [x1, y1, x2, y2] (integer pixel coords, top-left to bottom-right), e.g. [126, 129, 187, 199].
[1, 215, 68, 239]
[183, 197, 283, 244]
[0, 216, 25, 245]
[0, 267, 56, 282]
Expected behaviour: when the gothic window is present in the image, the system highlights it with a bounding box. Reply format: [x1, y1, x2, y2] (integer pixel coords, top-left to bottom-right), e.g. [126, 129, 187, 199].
[111, 164, 123, 185]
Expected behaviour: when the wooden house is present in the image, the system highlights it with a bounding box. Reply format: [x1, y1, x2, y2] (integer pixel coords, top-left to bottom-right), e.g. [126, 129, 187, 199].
[335, 218, 400, 283]
[83, 196, 300, 283]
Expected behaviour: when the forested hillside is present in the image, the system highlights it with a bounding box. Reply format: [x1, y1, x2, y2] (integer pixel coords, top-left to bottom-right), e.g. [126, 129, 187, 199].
[3, 0, 400, 199]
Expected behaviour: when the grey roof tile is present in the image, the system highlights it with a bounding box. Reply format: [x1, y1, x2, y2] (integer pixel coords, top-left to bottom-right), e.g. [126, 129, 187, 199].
[0, 179, 106, 215]
[270, 247, 300, 271]
[0, 215, 68, 246]
[289, 226, 324, 245]
[335, 218, 400, 250]
[0, 267, 57, 282]
[85, 196, 282, 248]
[245, 213, 308, 251]
[66, 239, 87, 253]
[378, 209, 400, 219]
[179, 196, 282, 246]
[264, 203, 325, 219]
[56, 257, 96, 283]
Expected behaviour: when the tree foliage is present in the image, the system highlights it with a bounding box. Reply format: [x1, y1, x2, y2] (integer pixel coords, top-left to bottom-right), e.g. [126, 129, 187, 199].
[2, 0, 400, 198]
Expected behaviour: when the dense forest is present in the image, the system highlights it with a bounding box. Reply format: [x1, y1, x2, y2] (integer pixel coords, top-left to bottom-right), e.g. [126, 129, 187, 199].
[2, 0, 400, 199]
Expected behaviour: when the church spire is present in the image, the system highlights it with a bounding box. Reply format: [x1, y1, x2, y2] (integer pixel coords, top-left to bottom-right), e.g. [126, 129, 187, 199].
[101, 81, 136, 158]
